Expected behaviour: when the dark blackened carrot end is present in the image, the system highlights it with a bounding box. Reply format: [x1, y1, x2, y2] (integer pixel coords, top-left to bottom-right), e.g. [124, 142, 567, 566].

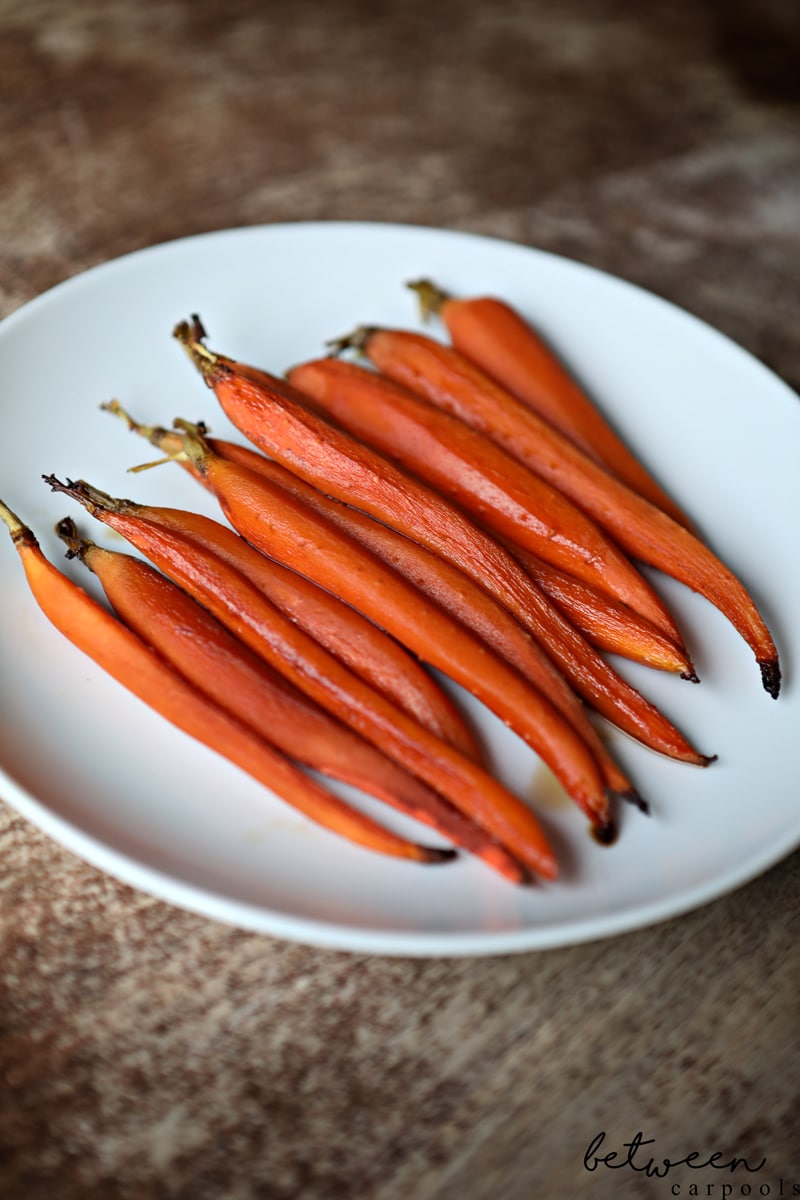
[681, 669, 701, 684]
[419, 846, 459, 864]
[760, 659, 781, 699]
[618, 787, 650, 816]
[325, 326, 377, 359]
[591, 818, 619, 846]
[42, 474, 123, 515]
[54, 516, 88, 560]
[406, 279, 450, 323]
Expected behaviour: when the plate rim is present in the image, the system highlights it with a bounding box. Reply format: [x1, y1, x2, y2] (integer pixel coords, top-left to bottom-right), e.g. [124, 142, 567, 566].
[1, 218, 798, 957]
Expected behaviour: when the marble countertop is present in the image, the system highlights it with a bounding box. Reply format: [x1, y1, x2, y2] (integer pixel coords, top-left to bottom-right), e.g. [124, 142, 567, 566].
[2, 2, 799, 1197]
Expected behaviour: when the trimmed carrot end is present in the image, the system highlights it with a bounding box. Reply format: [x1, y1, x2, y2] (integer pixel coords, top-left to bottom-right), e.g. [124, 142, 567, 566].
[406, 279, 450, 323]
[173, 314, 229, 385]
[325, 325, 376, 359]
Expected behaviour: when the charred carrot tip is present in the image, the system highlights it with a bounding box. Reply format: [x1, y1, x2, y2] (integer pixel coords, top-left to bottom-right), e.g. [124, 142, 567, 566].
[618, 787, 650, 816]
[591, 819, 619, 846]
[54, 515, 87, 559]
[42, 474, 123, 515]
[681, 670, 701, 684]
[325, 326, 376, 359]
[422, 847, 459, 864]
[406, 278, 450, 322]
[760, 660, 781, 699]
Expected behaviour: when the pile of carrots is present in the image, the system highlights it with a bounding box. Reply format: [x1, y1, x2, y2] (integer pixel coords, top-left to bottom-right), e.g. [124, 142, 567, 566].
[1, 278, 781, 887]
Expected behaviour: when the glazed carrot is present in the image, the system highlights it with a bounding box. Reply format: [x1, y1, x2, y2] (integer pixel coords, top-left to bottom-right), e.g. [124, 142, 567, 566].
[287, 355, 683, 643]
[115, 425, 615, 828]
[0, 499, 452, 865]
[506, 545, 695, 677]
[43, 477, 562, 878]
[353, 325, 781, 697]
[109, 414, 708, 783]
[106, 406, 646, 802]
[408, 279, 691, 527]
[105, 403, 480, 761]
[55, 518, 523, 882]
[170, 319, 709, 756]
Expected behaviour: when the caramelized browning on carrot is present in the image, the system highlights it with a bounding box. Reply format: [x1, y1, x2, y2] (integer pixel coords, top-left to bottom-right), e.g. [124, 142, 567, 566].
[353, 325, 781, 697]
[55, 518, 525, 882]
[506, 545, 696, 678]
[287, 355, 681, 641]
[0, 499, 453, 865]
[408, 279, 692, 527]
[106, 406, 645, 804]
[115, 413, 707, 768]
[169, 320, 710, 757]
[43, 478, 562, 879]
[178, 424, 619, 826]
[104, 401, 481, 762]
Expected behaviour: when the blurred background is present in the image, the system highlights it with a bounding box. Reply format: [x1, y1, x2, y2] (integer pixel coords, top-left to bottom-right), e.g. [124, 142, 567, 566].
[2, 0, 798, 384]
[2, 2, 799, 1198]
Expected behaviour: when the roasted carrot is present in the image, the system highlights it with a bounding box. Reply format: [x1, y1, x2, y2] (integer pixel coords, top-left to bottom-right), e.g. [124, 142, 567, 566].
[101, 425, 616, 829]
[43, 477, 562, 879]
[55, 517, 524, 882]
[105, 402, 480, 762]
[352, 325, 781, 697]
[106, 405, 648, 803]
[108, 411, 709, 783]
[204, 442, 705, 770]
[506, 545, 696, 677]
[170, 319, 709, 757]
[408, 278, 692, 527]
[287, 354, 686, 650]
[0, 498, 453, 865]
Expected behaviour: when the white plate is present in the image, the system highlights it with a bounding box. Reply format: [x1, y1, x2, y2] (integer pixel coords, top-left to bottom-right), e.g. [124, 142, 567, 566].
[1, 221, 798, 956]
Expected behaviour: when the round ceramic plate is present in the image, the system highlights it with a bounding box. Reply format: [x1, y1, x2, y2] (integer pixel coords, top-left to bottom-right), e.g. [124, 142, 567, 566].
[1, 222, 798, 956]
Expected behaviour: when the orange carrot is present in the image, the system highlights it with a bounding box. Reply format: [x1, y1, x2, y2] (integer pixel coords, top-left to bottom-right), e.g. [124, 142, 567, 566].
[170, 319, 709, 756]
[105, 401, 480, 762]
[408, 278, 691, 527]
[112, 425, 615, 829]
[354, 325, 781, 697]
[286, 356, 681, 641]
[0, 498, 452, 865]
[506, 545, 696, 677]
[55, 517, 524, 882]
[111, 400, 708, 767]
[106, 406, 649, 802]
[43, 477, 562, 879]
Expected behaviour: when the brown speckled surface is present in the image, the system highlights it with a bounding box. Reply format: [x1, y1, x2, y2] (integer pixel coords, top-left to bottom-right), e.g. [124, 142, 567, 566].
[1, 2, 799, 1197]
